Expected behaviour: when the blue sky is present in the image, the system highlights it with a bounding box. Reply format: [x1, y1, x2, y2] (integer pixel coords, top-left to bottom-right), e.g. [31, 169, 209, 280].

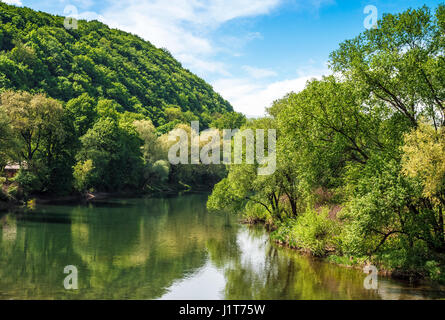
[2, 0, 442, 116]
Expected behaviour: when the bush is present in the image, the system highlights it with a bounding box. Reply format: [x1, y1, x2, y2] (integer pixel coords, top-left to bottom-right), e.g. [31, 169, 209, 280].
[425, 260, 444, 283]
[151, 160, 170, 183]
[272, 207, 340, 256]
[270, 219, 293, 242]
[14, 170, 42, 197]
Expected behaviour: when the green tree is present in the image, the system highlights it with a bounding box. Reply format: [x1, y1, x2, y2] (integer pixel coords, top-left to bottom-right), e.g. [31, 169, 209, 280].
[133, 119, 166, 163]
[0, 90, 65, 165]
[164, 106, 183, 122]
[75, 118, 143, 191]
[330, 5, 445, 127]
[210, 112, 246, 130]
[65, 93, 98, 138]
[73, 159, 94, 192]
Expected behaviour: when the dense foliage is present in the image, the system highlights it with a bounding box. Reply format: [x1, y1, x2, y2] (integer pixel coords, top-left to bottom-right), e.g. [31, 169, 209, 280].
[0, 2, 232, 126]
[0, 3, 243, 196]
[208, 5, 445, 282]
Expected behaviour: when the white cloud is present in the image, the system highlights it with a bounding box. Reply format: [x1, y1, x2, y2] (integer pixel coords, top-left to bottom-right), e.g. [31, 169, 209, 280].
[178, 54, 231, 76]
[213, 66, 329, 117]
[2, 0, 23, 6]
[242, 65, 277, 79]
[76, 11, 105, 22]
[98, 0, 281, 76]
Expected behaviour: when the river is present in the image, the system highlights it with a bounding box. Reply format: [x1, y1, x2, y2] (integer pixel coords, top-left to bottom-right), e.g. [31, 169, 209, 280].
[0, 194, 444, 300]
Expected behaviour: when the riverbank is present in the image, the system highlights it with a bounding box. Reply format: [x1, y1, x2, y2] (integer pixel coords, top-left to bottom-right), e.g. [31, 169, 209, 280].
[241, 217, 445, 286]
[0, 185, 214, 213]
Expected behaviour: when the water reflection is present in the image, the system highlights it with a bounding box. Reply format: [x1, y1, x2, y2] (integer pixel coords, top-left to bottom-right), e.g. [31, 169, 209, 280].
[0, 195, 444, 300]
[219, 227, 381, 300]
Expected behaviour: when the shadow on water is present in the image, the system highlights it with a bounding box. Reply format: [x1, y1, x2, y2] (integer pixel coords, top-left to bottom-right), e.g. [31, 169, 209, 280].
[16, 213, 72, 225]
[84, 201, 138, 209]
[0, 194, 444, 300]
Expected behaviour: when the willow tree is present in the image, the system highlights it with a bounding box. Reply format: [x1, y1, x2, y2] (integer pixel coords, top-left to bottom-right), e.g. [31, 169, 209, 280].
[0, 90, 65, 167]
[207, 117, 302, 222]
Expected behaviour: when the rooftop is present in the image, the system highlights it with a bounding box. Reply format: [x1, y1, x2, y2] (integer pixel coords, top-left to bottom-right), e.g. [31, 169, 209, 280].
[4, 162, 28, 170]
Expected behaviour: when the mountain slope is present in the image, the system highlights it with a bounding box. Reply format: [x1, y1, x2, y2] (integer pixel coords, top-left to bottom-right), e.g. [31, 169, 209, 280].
[0, 3, 233, 125]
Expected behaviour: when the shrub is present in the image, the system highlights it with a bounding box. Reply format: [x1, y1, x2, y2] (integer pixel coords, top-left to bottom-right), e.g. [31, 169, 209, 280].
[292, 208, 340, 256]
[425, 260, 444, 283]
[14, 170, 42, 197]
[151, 160, 170, 183]
[272, 207, 340, 256]
[270, 219, 295, 244]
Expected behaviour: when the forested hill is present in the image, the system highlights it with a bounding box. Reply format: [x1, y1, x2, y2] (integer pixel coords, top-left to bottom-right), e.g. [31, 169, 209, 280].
[0, 3, 233, 125]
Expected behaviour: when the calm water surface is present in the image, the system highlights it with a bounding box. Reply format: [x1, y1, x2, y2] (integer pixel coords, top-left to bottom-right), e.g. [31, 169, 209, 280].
[0, 194, 444, 300]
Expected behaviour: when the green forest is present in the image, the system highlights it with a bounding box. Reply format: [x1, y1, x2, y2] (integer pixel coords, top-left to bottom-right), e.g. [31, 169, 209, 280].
[0, 2, 245, 197]
[208, 5, 445, 282]
[1, 2, 445, 284]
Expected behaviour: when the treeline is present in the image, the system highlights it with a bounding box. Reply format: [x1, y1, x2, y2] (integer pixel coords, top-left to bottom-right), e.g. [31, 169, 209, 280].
[208, 5, 445, 282]
[0, 89, 245, 198]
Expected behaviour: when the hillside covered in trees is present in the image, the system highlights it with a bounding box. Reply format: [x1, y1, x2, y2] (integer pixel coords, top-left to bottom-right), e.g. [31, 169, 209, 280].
[0, 3, 244, 199]
[0, 2, 233, 126]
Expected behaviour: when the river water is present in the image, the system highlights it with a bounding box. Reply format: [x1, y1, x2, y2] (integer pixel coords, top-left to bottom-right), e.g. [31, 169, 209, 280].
[0, 194, 444, 300]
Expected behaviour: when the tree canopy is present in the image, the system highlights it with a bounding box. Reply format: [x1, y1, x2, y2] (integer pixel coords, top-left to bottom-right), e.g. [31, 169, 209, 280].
[208, 4, 445, 281]
[0, 2, 233, 126]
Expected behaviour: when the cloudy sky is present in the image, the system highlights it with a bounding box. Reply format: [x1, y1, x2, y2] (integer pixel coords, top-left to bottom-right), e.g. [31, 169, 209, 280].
[3, 0, 441, 116]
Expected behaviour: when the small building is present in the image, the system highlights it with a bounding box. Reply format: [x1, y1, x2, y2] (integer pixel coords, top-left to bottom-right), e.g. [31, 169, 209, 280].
[4, 162, 27, 179]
